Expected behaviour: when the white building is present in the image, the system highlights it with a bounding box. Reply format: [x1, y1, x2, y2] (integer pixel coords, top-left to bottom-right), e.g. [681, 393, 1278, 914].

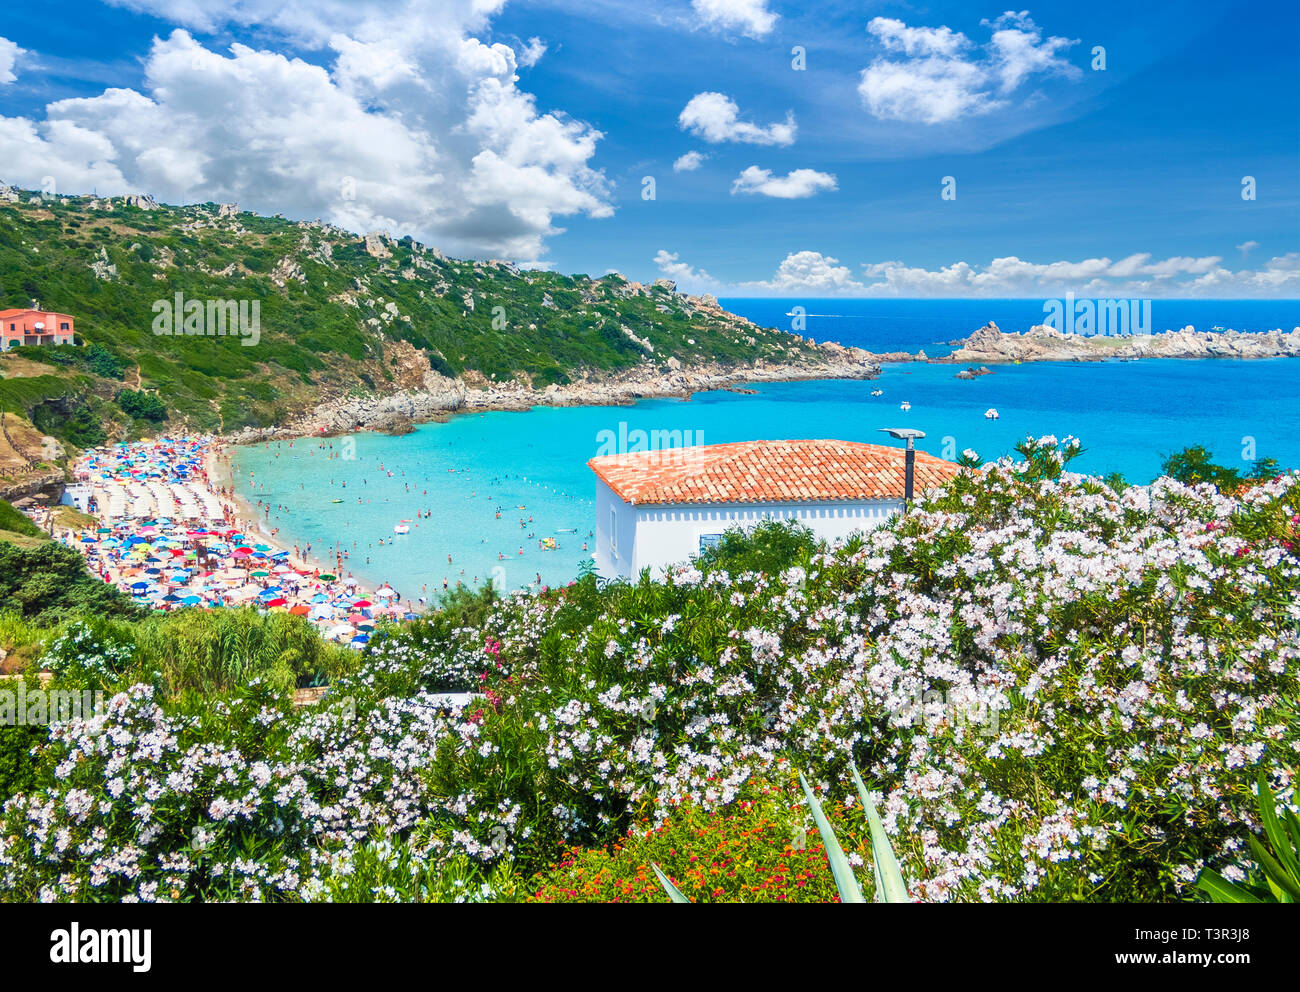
[588, 439, 960, 579]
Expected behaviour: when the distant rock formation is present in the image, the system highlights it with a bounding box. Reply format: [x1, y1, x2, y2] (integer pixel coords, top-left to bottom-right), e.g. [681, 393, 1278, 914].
[941, 321, 1300, 364]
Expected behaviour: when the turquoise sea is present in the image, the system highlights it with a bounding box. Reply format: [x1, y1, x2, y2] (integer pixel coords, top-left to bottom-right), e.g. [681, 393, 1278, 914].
[233, 298, 1300, 597]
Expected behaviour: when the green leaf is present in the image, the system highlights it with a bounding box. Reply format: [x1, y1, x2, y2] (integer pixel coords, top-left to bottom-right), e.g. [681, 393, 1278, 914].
[851, 766, 911, 903]
[1254, 771, 1300, 882]
[797, 771, 866, 903]
[1245, 834, 1300, 901]
[1193, 869, 1263, 903]
[651, 863, 690, 903]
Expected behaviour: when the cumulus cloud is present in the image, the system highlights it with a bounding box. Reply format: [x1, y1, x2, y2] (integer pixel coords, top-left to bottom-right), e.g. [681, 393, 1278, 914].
[1, 3, 609, 260]
[730, 166, 837, 199]
[655, 249, 862, 295]
[0, 36, 24, 84]
[1237, 240, 1258, 257]
[679, 92, 796, 146]
[654, 249, 1300, 299]
[691, 0, 777, 40]
[673, 150, 707, 172]
[859, 12, 1080, 124]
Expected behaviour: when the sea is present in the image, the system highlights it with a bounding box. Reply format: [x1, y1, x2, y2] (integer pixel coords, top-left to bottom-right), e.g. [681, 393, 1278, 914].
[232, 298, 1300, 597]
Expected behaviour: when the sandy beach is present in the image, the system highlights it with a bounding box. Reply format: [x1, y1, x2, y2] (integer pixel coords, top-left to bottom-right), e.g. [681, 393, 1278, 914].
[55, 436, 416, 647]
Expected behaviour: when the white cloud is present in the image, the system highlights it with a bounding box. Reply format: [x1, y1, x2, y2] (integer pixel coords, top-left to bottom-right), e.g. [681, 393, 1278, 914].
[1237, 240, 1258, 257]
[859, 13, 1080, 124]
[655, 249, 862, 295]
[517, 36, 547, 68]
[730, 166, 837, 199]
[691, 0, 777, 40]
[654, 249, 1300, 299]
[4, 4, 607, 260]
[673, 150, 707, 172]
[679, 92, 796, 146]
[0, 36, 24, 84]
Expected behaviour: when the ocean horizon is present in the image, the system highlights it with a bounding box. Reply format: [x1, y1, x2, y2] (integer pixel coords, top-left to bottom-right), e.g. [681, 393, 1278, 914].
[232, 297, 1300, 597]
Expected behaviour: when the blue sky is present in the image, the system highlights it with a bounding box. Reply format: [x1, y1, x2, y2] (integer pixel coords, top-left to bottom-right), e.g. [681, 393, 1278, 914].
[0, 0, 1296, 296]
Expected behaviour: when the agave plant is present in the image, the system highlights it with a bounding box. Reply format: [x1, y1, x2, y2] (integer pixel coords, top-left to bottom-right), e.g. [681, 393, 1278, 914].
[1195, 769, 1300, 903]
[652, 766, 910, 903]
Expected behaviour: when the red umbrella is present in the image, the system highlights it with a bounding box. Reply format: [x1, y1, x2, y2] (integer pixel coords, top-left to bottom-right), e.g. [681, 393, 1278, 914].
[288, 604, 311, 616]
[265, 597, 288, 607]
[353, 599, 372, 608]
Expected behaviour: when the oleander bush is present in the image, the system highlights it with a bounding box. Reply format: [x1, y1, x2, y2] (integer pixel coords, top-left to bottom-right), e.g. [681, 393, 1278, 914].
[2, 437, 1298, 902]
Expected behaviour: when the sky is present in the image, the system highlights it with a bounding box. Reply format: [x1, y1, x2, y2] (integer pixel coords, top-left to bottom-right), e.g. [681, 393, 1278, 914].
[0, 0, 1297, 297]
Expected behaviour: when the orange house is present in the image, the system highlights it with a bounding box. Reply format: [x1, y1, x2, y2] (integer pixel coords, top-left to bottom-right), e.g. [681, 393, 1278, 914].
[0, 309, 76, 351]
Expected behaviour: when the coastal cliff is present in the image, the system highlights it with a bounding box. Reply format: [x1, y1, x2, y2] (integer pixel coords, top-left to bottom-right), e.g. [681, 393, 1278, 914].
[941, 321, 1300, 364]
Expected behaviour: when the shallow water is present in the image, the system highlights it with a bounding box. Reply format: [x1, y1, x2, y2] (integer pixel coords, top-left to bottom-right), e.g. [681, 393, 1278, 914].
[233, 352, 1300, 597]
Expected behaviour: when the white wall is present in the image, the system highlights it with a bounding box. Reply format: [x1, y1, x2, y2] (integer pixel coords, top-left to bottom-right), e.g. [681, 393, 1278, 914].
[592, 481, 901, 579]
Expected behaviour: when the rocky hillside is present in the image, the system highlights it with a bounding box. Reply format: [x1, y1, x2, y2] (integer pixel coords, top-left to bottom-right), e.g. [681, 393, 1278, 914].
[0, 185, 842, 439]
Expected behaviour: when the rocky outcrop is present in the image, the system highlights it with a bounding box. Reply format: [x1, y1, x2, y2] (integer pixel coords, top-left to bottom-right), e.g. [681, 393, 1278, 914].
[363, 231, 393, 259]
[271, 256, 305, 286]
[942, 321, 1300, 364]
[225, 344, 882, 443]
[89, 246, 118, 281]
[120, 193, 158, 210]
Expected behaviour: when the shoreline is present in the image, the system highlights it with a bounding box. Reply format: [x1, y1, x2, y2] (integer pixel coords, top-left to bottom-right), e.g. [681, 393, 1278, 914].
[222, 349, 883, 444]
[217, 323, 1300, 447]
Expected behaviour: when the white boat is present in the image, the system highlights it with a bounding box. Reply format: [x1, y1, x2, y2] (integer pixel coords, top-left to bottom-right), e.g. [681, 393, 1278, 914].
[871, 389, 883, 397]
[899, 401, 911, 412]
[985, 408, 999, 420]
[393, 524, 410, 534]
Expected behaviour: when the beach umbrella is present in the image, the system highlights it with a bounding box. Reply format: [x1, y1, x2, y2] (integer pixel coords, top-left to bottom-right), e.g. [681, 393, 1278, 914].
[181, 595, 201, 605]
[350, 634, 369, 647]
[129, 581, 149, 591]
[326, 624, 354, 638]
[251, 570, 270, 578]
[289, 604, 310, 616]
[310, 593, 331, 604]
[318, 574, 337, 581]
[309, 604, 334, 620]
[403, 613, 419, 621]
[347, 613, 368, 625]
[374, 587, 395, 598]
[266, 598, 288, 608]
[353, 599, 372, 608]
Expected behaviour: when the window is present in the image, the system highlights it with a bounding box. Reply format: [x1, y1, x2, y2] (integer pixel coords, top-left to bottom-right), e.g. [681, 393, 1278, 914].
[60, 323, 69, 331]
[698, 533, 722, 555]
[609, 506, 617, 557]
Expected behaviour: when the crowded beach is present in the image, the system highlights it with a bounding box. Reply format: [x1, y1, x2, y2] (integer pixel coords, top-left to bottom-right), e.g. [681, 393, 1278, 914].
[51, 437, 414, 649]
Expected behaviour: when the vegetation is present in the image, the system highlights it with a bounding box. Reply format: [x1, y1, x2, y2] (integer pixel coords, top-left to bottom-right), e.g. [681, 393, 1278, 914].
[0, 190, 810, 440]
[0, 438, 1297, 902]
[0, 540, 143, 625]
[1161, 445, 1281, 493]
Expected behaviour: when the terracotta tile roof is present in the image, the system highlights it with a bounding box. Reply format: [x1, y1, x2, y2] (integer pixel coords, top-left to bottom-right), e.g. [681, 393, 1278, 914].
[588, 439, 961, 505]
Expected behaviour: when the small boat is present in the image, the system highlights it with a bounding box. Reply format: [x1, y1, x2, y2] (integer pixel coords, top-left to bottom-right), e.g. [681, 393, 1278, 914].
[394, 524, 410, 535]
[871, 389, 883, 397]
[331, 499, 344, 504]
[985, 408, 999, 420]
[899, 401, 911, 412]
